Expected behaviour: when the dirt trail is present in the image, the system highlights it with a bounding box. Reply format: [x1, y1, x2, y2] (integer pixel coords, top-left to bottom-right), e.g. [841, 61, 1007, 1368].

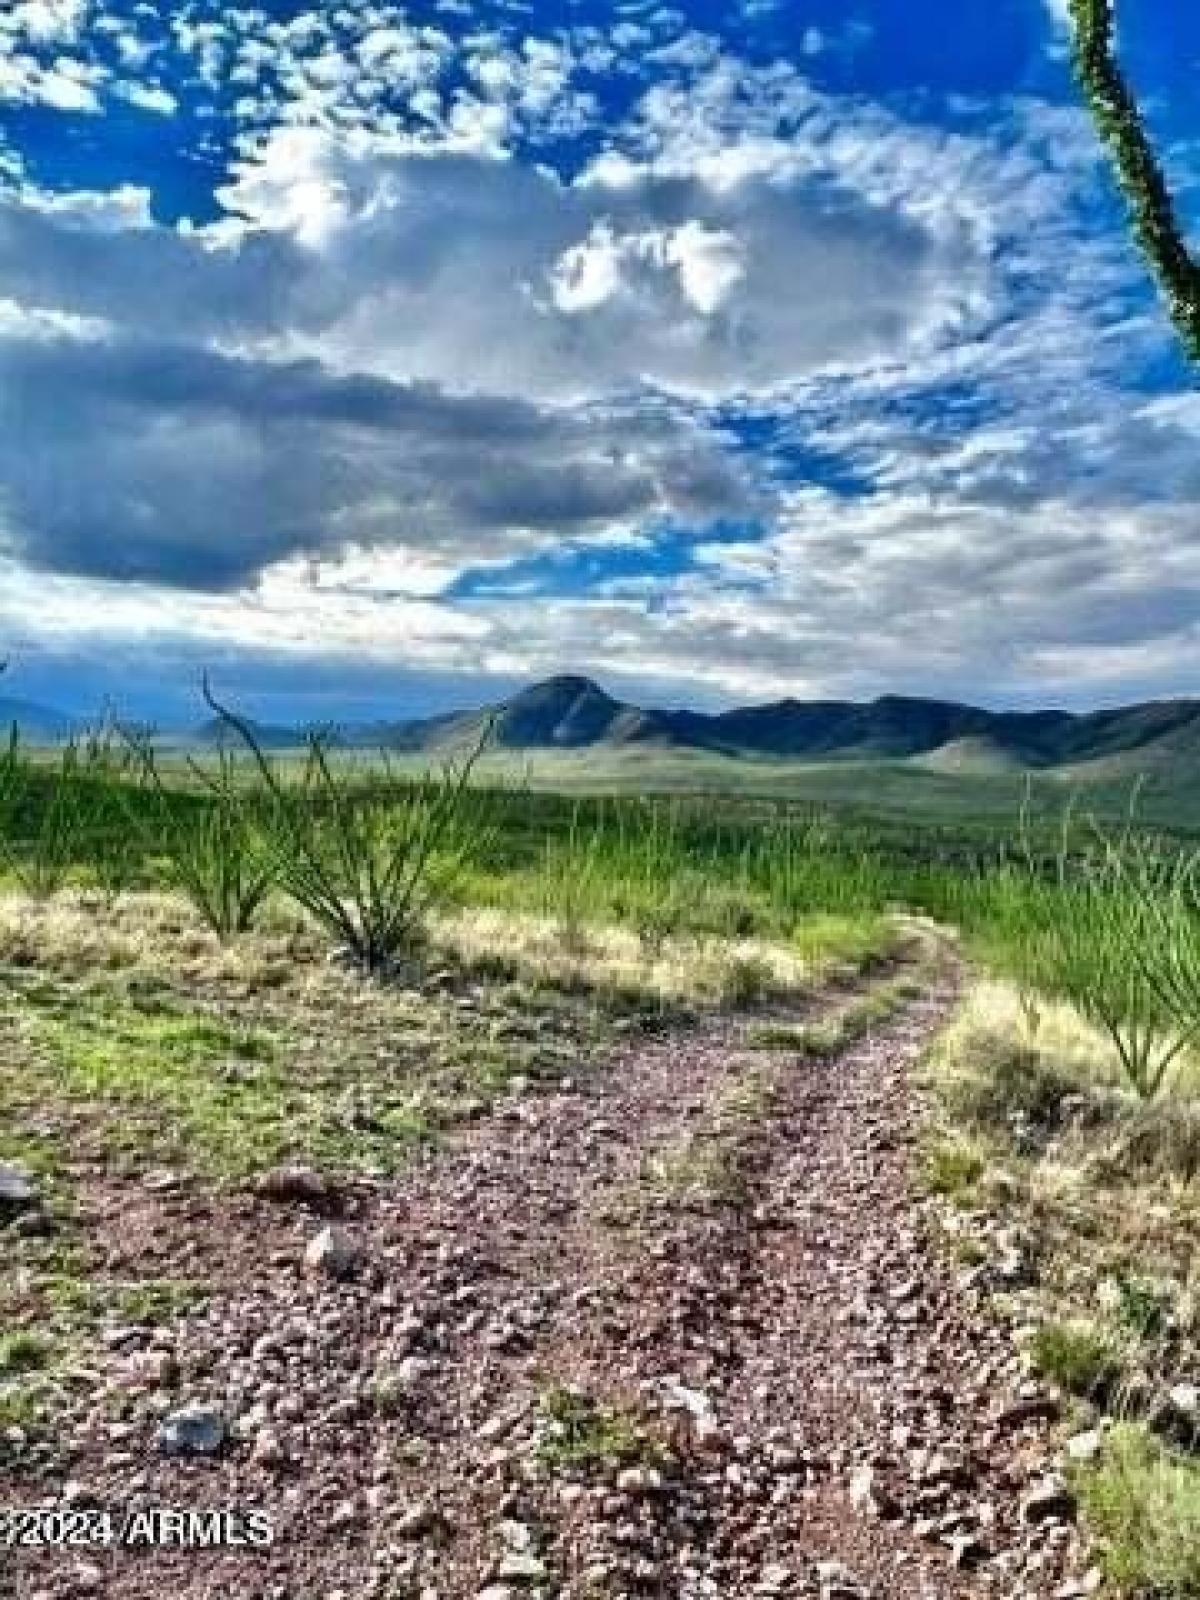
[5, 954, 1091, 1600]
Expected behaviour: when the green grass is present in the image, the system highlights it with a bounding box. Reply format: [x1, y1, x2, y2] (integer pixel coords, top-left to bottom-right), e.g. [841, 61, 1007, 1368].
[535, 1385, 663, 1473]
[0, 1331, 54, 1375]
[0, 972, 435, 1177]
[1076, 1424, 1200, 1597]
[747, 970, 926, 1057]
[115, 1280, 208, 1326]
[1031, 1318, 1125, 1400]
[921, 1137, 986, 1200]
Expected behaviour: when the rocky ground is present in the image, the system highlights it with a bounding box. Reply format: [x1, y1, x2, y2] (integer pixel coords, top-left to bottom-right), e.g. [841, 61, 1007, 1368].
[3, 950, 1100, 1600]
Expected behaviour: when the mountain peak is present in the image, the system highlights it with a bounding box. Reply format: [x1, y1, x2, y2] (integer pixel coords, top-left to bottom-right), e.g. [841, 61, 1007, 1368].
[510, 674, 611, 705]
[496, 675, 624, 747]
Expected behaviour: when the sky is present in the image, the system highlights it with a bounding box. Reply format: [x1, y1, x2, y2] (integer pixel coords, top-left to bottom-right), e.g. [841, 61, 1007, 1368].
[0, 0, 1197, 725]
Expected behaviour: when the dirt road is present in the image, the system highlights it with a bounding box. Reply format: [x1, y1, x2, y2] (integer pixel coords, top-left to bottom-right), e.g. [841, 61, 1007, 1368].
[5, 955, 1092, 1599]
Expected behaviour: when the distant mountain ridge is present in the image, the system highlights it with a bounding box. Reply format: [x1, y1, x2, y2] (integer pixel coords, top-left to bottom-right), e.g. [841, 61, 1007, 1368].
[369, 674, 1200, 776]
[6, 675, 1200, 778]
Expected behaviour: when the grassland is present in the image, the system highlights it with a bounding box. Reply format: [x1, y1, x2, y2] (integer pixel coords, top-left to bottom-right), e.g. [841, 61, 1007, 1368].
[2, 720, 1200, 1594]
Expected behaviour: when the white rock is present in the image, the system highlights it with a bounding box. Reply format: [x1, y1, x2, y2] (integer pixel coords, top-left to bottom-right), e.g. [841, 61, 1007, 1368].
[0, 1161, 37, 1208]
[497, 1552, 546, 1582]
[303, 1225, 363, 1279]
[1169, 1383, 1199, 1416]
[1065, 1430, 1102, 1463]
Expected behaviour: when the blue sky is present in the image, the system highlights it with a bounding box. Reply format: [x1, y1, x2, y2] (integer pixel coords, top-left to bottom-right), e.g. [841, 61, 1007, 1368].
[0, 0, 1196, 723]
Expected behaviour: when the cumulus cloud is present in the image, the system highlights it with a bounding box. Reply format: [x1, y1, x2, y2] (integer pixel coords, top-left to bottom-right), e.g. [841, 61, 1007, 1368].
[0, 327, 758, 588]
[6, 113, 983, 403]
[0, 4, 1195, 713]
[549, 219, 745, 316]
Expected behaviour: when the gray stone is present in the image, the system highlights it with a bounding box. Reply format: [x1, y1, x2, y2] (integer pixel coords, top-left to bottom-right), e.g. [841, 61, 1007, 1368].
[1065, 1430, 1102, 1463]
[159, 1405, 226, 1458]
[0, 1161, 37, 1211]
[496, 1552, 547, 1582]
[1020, 1476, 1075, 1526]
[257, 1164, 343, 1214]
[303, 1225, 363, 1279]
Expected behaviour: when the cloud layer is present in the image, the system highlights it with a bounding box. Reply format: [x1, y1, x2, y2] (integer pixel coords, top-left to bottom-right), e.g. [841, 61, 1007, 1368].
[0, 0, 1196, 716]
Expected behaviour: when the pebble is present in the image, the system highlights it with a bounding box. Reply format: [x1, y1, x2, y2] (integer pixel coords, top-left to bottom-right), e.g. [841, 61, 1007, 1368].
[303, 1224, 363, 1279]
[0, 1161, 38, 1209]
[158, 1405, 226, 1458]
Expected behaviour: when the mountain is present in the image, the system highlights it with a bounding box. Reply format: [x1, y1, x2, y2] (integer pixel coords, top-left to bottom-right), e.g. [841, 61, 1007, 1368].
[366, 675, 1200, 776]
[192, 715, 324, 752]
[8, 674, 1199, 781]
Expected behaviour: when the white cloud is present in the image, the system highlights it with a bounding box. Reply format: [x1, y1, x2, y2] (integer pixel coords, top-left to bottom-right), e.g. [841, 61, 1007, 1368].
[113, 80, 177, 116]
[0, 50, 103, 113]
[190, 104, 985, 402]
[549, 220, 745, 317]
[0, 11, 1195, 707]
[5, 1, 89, 47]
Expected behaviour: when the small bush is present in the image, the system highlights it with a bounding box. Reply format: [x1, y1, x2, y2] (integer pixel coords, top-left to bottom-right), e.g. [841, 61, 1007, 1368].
[201, 680, 490, 974]
[1111, 1098, 1200, 1186]
[536, 1385, 659, 1472]
[132, 742, 275, 941]
[0, 739, 88, 898]
[922, 1138, 986, 1199]
[942, 1036, 1078, 1137]
[1003, 836, 1200, 1101]
[1076, 1424, 1200, 1597]
[720, 954, 775, 1008]
[1032, 1318, 1124, 1400]
[0, 1331, 53, 1375]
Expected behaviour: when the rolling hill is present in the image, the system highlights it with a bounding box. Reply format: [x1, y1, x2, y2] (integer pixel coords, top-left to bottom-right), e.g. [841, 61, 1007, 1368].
[367, 674, 1200, 777]
[6, 675, 1200, 793]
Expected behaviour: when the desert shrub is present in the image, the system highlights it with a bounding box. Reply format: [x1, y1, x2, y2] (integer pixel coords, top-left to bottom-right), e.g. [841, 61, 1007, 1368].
[1075, 1424, 1200, 1597]
[201, 681, 489, 974]
[1032, 1318, 1124, 1400]
[1107, 1097, 1200, 1186]
[922, 1138, 986, 1199]
[720, 953, 776, 1008]
[131, 741, 275, 941]
[0, 739, 88, 898]
[686, 883, 769, 941]
[0, 1330, 53, 1375]
[536, 1385, 658, 1472]
[941, 1032, 1080, 1138]
[1109, 1272, 1174, 1341]
[1021, 835, 1200, 1100]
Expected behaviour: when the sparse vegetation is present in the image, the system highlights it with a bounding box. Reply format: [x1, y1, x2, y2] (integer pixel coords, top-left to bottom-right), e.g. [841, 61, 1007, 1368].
[1075, 1424, 1200, 1596]
[536, 1385, 663, 1472]
[0, 1330, 54, 1376]
[2, 695, 1199, 1600]
[196, 681, 494, 974]
[132, 739, 276, 940]
[1032, 1318, 1125, 1400]
[925, 968, 1200, 1596]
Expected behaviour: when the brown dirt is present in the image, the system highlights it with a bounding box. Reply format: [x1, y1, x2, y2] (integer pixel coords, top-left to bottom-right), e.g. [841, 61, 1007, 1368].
[2, 952, 1091, 1599]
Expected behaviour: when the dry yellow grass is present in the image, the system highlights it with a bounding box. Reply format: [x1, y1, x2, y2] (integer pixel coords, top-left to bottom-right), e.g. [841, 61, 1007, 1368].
[0, 893, 894, 1014]
[433, 905, 841, 1009]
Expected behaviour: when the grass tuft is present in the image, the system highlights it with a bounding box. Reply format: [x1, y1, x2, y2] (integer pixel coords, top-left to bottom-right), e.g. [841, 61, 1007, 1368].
[536, 1385, 663, 1473]
[1032, 1318, 1125, 1401]
[1075, 1424, 1200, 1597]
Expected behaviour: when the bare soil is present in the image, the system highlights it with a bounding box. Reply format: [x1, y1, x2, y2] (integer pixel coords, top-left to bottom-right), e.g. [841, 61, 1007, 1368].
[3, 950, 1091, 1600]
